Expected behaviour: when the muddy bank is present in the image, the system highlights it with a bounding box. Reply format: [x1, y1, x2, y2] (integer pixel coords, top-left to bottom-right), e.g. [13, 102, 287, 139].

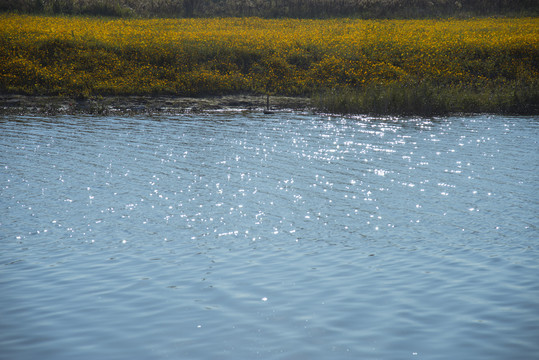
[0, 94, 312, 116]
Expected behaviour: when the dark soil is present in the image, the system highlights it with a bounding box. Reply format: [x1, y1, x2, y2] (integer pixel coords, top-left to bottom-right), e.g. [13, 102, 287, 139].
[0, 94, 312, 116]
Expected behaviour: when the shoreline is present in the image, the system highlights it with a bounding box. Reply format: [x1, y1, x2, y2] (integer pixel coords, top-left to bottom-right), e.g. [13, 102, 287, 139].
[2, 93, 537, 117]
[0, 94, 312, 116]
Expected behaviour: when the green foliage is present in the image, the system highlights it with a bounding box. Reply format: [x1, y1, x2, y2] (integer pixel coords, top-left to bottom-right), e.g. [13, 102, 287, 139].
[1, 0, 537, 18]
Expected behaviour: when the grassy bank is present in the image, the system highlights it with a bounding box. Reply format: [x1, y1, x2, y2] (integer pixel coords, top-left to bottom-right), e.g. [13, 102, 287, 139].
[313, 81, 538, 115]
[0, 14, 537, 115]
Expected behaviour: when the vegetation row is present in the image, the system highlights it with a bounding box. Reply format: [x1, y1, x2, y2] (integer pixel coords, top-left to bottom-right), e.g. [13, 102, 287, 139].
[0, 14, 537, 115]
[2, 0, 538, 18]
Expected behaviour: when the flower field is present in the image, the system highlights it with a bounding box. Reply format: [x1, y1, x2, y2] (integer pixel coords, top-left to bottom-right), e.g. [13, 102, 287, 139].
[0, 14, 537, 114]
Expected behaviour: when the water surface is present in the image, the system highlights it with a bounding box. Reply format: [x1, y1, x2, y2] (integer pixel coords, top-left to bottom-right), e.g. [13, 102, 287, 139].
[1, 113, 538, 359]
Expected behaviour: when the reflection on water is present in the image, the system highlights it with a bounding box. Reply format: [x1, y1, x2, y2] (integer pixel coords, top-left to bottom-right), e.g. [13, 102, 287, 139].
[1, 113, 538, 359]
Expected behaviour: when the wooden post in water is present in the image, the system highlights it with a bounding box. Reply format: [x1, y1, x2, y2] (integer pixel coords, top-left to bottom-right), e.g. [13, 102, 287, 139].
[264, 94, 274, 114]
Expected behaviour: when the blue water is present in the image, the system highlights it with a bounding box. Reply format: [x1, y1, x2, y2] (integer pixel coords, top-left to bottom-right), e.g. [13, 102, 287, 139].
[1, 113, 538, 360]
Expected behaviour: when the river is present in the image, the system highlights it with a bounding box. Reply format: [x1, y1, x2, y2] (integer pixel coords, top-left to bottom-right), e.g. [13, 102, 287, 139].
[1, 113, 538, 359]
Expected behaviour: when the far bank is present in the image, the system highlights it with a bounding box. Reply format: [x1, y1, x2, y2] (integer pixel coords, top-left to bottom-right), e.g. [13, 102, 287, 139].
[1, 15, 537, 115]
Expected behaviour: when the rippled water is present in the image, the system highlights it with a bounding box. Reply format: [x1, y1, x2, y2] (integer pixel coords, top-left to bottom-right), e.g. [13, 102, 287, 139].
[1, 113, 538, 360]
